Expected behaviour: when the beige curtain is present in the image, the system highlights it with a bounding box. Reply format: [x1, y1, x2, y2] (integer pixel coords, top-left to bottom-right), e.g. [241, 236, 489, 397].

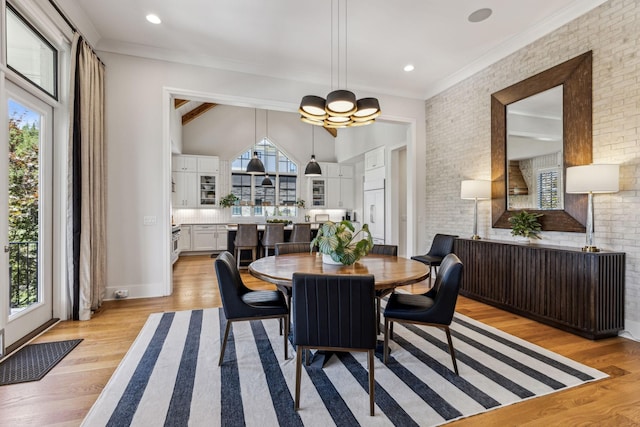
[67, 33, 106, 320]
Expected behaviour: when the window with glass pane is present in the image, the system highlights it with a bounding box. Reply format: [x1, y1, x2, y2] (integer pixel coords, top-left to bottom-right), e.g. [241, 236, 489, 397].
[538, 169, 560, 210]
[6, 5, 57, 98]
[230, 139, 297, 217]
[279, 175, 297, 206]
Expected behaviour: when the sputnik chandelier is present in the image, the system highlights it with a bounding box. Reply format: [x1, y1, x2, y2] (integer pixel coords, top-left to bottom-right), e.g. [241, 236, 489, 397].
[299, 0, 380, 128]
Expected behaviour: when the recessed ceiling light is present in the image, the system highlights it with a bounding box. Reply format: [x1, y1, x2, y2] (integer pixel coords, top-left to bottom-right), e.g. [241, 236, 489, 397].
[468, 8, 492, 23]
[403, 64, 415, 72]
[146, 14, 162, 24]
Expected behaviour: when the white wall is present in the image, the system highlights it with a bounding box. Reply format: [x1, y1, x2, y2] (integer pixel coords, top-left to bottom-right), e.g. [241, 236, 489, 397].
[423, 0, 640, 339]
[101, 51, 425, 300]
[182, 106, 336, 163]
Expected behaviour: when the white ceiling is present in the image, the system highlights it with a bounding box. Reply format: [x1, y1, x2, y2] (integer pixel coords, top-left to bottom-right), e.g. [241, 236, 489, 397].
[61, 0, 606, 100]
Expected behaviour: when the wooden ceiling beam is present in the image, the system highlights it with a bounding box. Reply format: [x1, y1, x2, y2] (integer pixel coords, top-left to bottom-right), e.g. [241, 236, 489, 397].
[324, 127, 337, 137]
[174, 98, 189, 108]
[182, 103, 217, 125]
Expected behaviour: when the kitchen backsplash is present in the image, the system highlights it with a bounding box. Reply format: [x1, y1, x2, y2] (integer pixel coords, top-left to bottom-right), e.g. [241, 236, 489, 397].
[172, 208, 347, 225]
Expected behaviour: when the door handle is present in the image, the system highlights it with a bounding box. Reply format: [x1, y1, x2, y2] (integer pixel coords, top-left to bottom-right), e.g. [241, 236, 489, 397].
[370, 205, 375, 223]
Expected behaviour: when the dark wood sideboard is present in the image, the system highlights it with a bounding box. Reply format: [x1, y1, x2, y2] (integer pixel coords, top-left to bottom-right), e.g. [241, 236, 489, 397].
[453, 238, 625, 339]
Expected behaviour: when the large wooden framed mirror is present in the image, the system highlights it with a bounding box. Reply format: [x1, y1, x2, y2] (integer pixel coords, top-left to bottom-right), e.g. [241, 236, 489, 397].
[491, 51, 592, 232]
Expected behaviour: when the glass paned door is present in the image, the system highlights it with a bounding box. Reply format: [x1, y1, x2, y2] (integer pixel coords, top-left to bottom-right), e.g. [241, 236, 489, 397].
[2, 82, 53, 350]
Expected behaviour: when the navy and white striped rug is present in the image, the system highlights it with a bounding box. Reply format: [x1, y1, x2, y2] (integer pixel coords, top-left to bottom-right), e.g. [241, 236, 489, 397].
[82, 307, 606, 426]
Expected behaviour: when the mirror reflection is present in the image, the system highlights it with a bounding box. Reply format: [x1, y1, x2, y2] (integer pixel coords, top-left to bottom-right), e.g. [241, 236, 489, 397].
[507, 85, 563, 210]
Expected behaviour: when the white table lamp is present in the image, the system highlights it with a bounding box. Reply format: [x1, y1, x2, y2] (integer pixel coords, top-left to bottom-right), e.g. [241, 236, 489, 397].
[566, 164, 619, 252]
[461, 180, 491, 240]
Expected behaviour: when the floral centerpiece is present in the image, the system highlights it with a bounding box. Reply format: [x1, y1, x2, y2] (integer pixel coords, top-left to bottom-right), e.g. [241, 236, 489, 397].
[310, 220, 373, 265]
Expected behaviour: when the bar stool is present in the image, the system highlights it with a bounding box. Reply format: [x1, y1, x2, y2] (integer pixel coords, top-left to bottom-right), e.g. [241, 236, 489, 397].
[234, 224, 258, 268]
[289, 223, 311, 243]
[261, 223, 285, 257]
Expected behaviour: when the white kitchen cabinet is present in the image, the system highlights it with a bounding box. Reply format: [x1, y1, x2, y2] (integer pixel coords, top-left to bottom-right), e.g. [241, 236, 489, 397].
[339, 177, 354, 209]
[172, 155, 198, 172]
[198, 173, 218, 206]
[338, 164, 354, 179]
[325, 163, 354, 179]
[178, 225, 192, 252]
[310, 178, 327, 207]
[327, 176, 354, 209]
[192, 225, 227, 251]
[197, 156, 219, 173]
[319, 163, 354, 208]
[365, 147, 385, 171]
[172, 171, 198, 207]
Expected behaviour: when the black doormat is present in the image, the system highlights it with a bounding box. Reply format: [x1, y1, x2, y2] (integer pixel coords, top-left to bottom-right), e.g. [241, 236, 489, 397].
[0, 339, 83, 386]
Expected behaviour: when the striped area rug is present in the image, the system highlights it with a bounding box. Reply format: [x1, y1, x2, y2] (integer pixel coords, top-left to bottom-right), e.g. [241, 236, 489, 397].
[82, 307, 606, 426]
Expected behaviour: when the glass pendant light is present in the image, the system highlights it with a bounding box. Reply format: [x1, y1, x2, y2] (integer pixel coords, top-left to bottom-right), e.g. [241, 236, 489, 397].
[246, 108, 265, 174]
[304, 126, 322, 177]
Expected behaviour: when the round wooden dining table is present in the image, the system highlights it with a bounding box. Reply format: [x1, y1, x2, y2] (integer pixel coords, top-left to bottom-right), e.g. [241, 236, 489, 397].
[248, 252, 429, 292]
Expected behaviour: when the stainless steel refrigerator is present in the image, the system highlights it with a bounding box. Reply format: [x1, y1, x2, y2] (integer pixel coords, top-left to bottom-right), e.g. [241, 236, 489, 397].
[363, 179, 385, 244]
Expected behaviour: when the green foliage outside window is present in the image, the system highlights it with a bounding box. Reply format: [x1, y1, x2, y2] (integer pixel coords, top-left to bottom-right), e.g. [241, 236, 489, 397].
[9, 113, 40, 309]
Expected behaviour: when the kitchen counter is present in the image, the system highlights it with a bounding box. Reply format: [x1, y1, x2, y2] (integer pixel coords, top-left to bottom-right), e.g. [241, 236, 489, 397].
[225, 223, 322, 231]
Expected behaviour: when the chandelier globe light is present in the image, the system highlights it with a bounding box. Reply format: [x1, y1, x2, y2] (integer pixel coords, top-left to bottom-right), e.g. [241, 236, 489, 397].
[298, 0, 380, 128]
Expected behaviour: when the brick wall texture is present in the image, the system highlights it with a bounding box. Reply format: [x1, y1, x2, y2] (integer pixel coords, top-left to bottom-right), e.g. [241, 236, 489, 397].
[423, 0, 640, 336]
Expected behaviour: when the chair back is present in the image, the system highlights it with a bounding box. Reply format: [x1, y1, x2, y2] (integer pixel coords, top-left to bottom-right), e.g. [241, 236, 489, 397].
[235, 224, 258, 246]
[370, 244, 398, 256]
[289, 223, 311, 243]
[427, 253, 464, 325]
[214, 251, 252, 319]
[427, 234, 457, 258]
[275, 242, 313, 255]
[262, 223, 285, 246]
[292, 273, 376, 350]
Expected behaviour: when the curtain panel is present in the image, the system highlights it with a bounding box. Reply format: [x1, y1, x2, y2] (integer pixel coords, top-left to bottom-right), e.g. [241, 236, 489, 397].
[67, 33, 106, 321]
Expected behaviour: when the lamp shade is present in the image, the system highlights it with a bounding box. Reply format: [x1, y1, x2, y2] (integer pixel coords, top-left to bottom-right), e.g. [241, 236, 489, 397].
[326, 89, 357, 114]
[261, 174, 273, 186]
[304, 155, 322, 177]
[246, 151, 265, 174]
[566, 164, 619, 194]
[461, 180, 491, 200]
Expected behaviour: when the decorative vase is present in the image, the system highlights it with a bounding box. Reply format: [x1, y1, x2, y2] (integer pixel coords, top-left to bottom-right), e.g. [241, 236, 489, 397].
[322, 253, 342, 265]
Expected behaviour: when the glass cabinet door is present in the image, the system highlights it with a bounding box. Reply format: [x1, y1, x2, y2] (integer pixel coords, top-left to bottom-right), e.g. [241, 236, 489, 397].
[199, 174, 217, 206]
[311, 179, 326, 207]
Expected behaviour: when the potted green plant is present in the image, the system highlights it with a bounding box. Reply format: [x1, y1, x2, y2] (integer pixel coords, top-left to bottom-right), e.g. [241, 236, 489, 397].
[310, 220, 374, 265]
[508, 210, 543, 240]
[219, 193, 239, 208]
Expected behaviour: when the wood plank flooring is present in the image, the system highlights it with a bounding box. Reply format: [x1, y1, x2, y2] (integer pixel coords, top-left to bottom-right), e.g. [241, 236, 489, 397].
[1, 254, 639, 426]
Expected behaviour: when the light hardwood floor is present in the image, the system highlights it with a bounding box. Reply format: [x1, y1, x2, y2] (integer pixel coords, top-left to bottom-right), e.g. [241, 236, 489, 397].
[1, 254, 639, 426]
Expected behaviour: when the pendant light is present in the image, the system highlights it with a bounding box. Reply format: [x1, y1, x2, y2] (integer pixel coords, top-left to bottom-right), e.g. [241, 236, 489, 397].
[261, 110, 273, 185]
[298, 0, 380, 128]
[304, 126, 322, 177]
[246, 108, 265, 174]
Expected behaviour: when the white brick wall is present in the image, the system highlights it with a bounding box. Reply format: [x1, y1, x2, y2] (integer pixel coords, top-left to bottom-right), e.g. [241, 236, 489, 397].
[424, 0, 640, 338]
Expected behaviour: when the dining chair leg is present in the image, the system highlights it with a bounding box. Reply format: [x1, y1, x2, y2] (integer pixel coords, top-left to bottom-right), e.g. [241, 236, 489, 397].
[444, 326, 459, 375]
[295, 347, 303, 410]
[283, 315, 289, 360]
[383, 318, 390, 364]
[375, 297, 381, 335]
[219, 320, 232, 366]
[368, 349, 375, 416]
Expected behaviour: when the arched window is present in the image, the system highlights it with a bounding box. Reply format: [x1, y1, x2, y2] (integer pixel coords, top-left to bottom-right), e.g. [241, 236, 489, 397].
[230, 138, 298, 217]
